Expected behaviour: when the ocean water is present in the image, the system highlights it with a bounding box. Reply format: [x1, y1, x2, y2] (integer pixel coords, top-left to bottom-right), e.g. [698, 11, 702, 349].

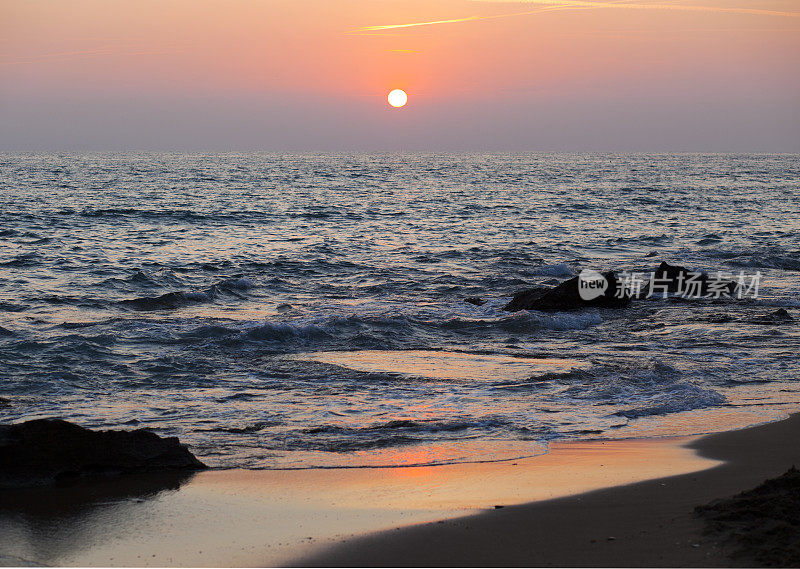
[0, 153, 798, 469]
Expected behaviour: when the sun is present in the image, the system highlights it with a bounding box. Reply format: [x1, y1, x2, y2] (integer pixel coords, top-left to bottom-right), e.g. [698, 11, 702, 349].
[387, 89, 408, 108]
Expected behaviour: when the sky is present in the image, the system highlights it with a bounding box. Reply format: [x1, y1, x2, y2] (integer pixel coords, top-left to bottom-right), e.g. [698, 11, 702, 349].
[1, 0, 799, 151]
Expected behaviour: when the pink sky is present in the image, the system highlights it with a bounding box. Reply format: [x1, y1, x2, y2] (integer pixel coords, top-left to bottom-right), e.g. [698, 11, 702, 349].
[2, 0, 799, 150]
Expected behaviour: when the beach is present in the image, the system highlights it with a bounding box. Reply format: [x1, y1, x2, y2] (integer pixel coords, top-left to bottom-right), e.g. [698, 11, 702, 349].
[1, 153, 798, 566]
[0, 413, 797, 567]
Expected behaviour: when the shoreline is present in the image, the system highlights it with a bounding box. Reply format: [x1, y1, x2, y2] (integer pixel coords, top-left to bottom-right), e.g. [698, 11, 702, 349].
[290, 413, 800, 567]
[0, 413, 797, 567]
[0, 431, 717, 567]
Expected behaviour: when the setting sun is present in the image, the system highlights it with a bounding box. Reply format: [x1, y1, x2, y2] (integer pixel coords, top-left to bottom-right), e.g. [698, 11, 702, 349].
[387, 89, 408, 108]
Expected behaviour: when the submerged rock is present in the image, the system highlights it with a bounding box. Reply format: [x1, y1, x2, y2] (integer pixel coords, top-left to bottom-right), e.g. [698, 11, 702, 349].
[464, 297, 486, 307]
[0, 419, 206, 488]
[504, 273, 629, 312]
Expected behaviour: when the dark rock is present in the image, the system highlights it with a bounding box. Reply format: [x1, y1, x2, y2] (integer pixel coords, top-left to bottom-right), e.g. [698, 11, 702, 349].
[464, 297, 486, 307]
[503, 287, 551, 312]
[750, 308, 795, 325]
[504, 273, 629, 312]
[0, 397, 10, 407]
[695, 466, 800, 567]
[768, 308, 793, 321]
[651, 261, 696, 293]
[0, 326, 13, 337]
[643, 261, 736, 299]
[0, 419, 206, 488]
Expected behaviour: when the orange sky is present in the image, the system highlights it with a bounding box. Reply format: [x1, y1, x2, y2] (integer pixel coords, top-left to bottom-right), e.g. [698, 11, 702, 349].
[2, 0, 799, 150]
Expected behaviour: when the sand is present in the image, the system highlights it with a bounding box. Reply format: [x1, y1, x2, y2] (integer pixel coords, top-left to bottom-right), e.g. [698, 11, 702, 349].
[293, 414, 800, 567]
[1, 414, 799, 567]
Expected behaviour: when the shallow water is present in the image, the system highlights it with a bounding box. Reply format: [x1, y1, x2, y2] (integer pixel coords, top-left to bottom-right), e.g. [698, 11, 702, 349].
[0, 152, 798, 468]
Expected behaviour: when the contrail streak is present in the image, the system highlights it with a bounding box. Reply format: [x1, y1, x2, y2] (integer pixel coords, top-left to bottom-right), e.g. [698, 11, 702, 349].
[353, 0, 799, 33]
[352, 5, 579, 32]
[473, 0, 800, 19]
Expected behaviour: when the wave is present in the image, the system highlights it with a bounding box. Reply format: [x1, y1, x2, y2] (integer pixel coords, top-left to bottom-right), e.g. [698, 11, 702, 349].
[172, 303, 604, 351]
[609, 234, 673, 245]
[119, 291, 214, 311]
[543, 360, 727, 419]
[725, 254, 800, 271]
[117, 277, 255, 311]
[242, 321, 330, 342]
[614, 386, 726, 419]
[278, 417, 510, 452]
[305, 417, 507, 435]
[218, 277, 254, 290]
[0, 301, 27, 312]
[198, 421, 280, 434]
[496, 310, 602, 332]
[702, 247, 800, 271]
[696, 234, 724, 246]
[0, 253, 41, 268]
[77, 207, 213, 221]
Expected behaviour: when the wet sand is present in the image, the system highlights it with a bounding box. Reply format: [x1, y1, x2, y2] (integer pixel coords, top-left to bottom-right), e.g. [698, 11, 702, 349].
[293, 413, 800, 567]
[0, 435, 715, 566]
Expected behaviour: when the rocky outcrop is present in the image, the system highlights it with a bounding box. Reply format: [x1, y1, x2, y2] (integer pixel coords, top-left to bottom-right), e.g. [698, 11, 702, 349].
[504, 273, 629, 311]
[503, 261, 744, 312]
[642, 261, 737, 299]
[0, 419, 206, 488]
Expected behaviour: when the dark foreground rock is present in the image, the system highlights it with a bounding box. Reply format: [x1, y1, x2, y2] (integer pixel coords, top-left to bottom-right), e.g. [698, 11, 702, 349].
[504, 273, 629, 312]
[0, 418, 207, 488]
[695, 466, 800, 567]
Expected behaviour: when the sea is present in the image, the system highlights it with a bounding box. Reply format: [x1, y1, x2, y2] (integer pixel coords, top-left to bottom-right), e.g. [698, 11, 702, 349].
[0, 153, 798, 469]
